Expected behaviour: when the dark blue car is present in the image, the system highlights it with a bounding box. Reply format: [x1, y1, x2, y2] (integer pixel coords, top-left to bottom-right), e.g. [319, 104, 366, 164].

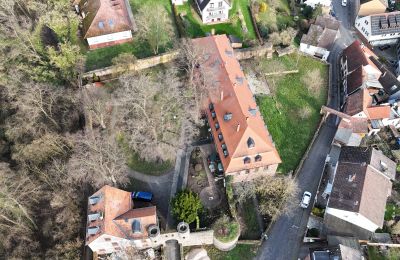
[131, 191, 153, 202]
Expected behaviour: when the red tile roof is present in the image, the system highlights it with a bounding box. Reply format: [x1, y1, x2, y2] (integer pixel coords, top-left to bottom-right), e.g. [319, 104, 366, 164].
[192, 35, 281, 174]
[85, 185, 157, 245]
[79, 0, 136, 39]
[345, 88, 372, 116]
[366, 106, 391, 120]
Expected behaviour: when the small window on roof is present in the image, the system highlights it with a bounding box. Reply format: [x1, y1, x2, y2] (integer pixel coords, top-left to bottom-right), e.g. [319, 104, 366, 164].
[89, 196, 100, 205]
[108, 19, 114, 27]
[87, 226, 100, 235]
[391, 85, 398, 92]
[255, 155, 262, 162]
[132, 219, 142, 234]
[98, 21, 104, 29]
[247, 137, 255, 148]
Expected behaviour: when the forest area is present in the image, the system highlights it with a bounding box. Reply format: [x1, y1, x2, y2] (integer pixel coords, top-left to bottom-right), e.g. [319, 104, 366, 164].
[0, 0, 204, 258]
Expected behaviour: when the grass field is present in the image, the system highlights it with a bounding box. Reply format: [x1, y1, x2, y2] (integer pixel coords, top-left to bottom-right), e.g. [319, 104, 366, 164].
[246, 53, 328, 173]
[238, 199, 261, 239]
[84, 0, 176, 71]
[205, 244, 258, 260]
[175, 0, 256, 40]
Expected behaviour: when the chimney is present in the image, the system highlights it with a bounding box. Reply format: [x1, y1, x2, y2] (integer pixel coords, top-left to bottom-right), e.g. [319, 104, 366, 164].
[211, 28, 215, 35]
[220, 90, 224, 101]
[236, 123, 240, 132]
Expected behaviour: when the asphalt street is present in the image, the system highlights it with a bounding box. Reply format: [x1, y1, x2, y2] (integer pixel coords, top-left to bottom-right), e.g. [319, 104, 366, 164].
[255, 2, 357, 260]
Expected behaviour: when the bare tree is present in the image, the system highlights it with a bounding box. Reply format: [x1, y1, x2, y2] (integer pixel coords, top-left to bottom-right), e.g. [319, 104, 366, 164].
[67, 131, 128, 188]
[135, 3, 174, 54]
[233, 175, 299, 220]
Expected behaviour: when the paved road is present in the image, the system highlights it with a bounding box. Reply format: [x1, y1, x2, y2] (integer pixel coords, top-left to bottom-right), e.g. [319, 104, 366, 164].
[255, 3, 358, 260]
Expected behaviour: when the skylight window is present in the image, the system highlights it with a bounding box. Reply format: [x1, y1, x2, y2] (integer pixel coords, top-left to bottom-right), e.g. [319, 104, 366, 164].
[98, 21, 104, 29]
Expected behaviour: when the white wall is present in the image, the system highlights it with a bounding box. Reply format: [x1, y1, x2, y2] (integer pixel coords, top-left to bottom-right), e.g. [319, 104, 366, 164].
[87, 30, 132, 46]
[299, 43, 330, 60]
[325, 207, 380, 232]
[201, 0, 230, 24]
[88, 234, 131, 255]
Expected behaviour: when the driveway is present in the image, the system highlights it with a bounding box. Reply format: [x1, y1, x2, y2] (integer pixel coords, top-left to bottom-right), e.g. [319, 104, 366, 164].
[255, 3, 357, 259]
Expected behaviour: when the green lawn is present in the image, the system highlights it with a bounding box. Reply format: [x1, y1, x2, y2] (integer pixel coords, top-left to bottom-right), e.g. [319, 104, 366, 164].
[251, 53, 328, 173]
[205, 244, 258, 260]
[84, 0, 176, 71]
[239, 199, 261, 239]
[175, 0, 256, 40]
[368, 246, 400, 260]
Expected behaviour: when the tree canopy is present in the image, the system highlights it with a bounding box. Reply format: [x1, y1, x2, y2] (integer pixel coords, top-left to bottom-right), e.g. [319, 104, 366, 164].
[171, 190, 203, 224]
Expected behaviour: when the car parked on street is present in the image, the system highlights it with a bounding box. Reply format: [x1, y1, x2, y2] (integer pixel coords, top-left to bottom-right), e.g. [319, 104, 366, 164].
[131, 191, 153, 202]
[379, 45, 391, 51]
[300, 191, 312, 209]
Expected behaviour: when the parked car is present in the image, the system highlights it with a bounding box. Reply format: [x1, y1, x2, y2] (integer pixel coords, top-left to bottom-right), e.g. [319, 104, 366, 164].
[300, 191, 312, 209]
[341, 0, 347, 7]
[131, 191, 153, 202]
[379, 45, 391, 51]
[209, 161, 216, 173]
[217, 162, 223, 174]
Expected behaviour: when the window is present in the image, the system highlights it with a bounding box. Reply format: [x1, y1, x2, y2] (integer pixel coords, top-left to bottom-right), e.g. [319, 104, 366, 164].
[108, 19, 114, 28]
[112, 242, 119, 246]
[209, 103, 214, 111]
[244, 157, 251, 164]
[215, 122, 220, 130]
[210, 3, 214, 8]
[98, 21, 104, 29]
[218, 133, 223, 141]
[255, 155, 262, 162]
[104, 237, 111, 241]
[115, 247, 122, 251]
[211, 111, 216, 119]
[218, 1, 223, 7]
[247, 137, 255, 148]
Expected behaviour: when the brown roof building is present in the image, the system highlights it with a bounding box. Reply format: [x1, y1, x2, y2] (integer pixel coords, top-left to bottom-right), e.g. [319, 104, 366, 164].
[85, 185, 157, 255]
[325, 147, 394, 237]
[192, 35, 281, 182]
[299, 15, 340, 60]
[77, 0, 136, 49]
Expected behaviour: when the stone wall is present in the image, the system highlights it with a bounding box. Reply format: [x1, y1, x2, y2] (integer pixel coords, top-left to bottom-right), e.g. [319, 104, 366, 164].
[234, 43, 273, 60]
[83, 50, 180, 82]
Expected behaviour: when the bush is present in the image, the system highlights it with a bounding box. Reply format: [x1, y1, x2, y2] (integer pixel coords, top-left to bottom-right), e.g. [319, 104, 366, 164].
[311, 207, 325, 218]
[259, 2, 268, 13]
[213, 215, 240, 242]
[171, 190, 202, 224]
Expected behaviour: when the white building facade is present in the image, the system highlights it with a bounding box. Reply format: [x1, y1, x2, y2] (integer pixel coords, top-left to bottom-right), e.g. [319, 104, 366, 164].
[195, 0, 231, 24]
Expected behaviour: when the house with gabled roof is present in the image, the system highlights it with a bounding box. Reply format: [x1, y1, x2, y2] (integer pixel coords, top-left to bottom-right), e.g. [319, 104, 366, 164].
[195, 0, 232, 24]
[86, 186, 214, 256]
[299, 15, 340, 61]
[341, 40, 382, 97]
[324, 147, 395, 238]
[85, 185, 157, 255]
[192, 35, 281, 182]
[76, 0, 136, 49]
